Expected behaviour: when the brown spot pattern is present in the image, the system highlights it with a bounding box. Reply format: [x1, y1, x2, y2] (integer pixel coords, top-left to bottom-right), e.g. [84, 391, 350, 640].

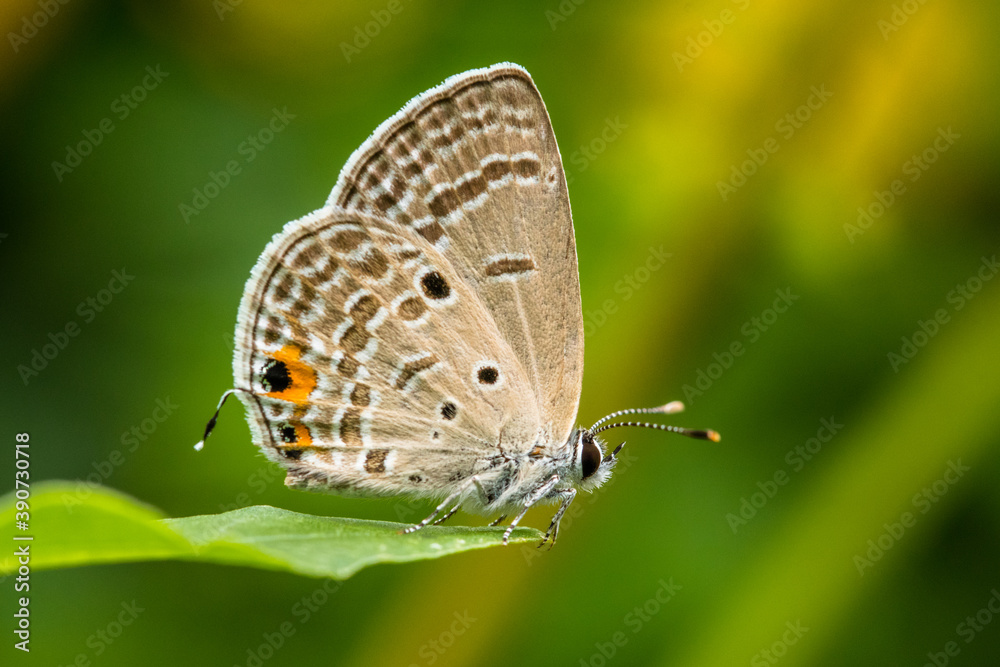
[341, 409, 363, 446]
[456, 173, 487, 203]
[337, 355, 359, 377]
[396, 354, 439, 389]
[397, 296, 428, 321]
[290, 243, 321, 270]
[263, 318, 282, 345]
[416, 221, 445, 244]
[374, 192, 398, 213]
[484, 256, 536, 277]
[364, 449, 388, 473]
[483, 159, 512, 182]
[348, 294, 379, 323]
[394, 248, 422, 261]
[273, 272, 295, 301]
[513, 156, 541, 178]
[289, 282, 318, 318]
[330, 229, 368, 252]
[340, 325, 369, 354]
[427, 187, 460, 218]
[350, 383, 370, 407]
[351, 247, 389, 279]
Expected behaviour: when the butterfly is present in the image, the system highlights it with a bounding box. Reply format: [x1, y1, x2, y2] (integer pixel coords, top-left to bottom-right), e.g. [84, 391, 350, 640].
[197, 63, 718, 549]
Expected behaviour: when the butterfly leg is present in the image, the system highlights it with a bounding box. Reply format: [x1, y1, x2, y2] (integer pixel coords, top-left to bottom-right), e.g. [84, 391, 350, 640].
[488, 514, 508, 527]
[502, 474, 560, 545]
[538, 488, 576, 550]
[432, 504, 461, 526]
[402, 476, 478, 535]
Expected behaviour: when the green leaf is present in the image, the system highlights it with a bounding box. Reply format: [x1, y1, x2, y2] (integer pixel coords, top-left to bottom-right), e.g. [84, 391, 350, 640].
[0, 482, 542, 579]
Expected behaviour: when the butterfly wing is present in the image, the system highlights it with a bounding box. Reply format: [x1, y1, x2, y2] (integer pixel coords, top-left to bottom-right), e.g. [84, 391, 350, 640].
[232, 64, 583, 502]
[327, 63, 584, 453]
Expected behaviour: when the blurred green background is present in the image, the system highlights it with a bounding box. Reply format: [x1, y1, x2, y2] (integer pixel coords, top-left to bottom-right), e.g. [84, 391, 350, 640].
[2, 0, 999, 665]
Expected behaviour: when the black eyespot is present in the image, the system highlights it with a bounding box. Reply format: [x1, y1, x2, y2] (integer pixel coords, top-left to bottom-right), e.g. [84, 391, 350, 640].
[262, 359, 292, 393]
[282, 448, 303, 460]
[580, 432, 601, 480]
[279, 425, 297, 443]
[421, 271, 450, 299]
[440, 401, 457, 420]
[477, 366, 499, 384]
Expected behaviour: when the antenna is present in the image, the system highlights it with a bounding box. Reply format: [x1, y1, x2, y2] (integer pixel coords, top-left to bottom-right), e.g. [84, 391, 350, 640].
[589, 400, 685, 432]
[592, 420, 720, 442]
[588, 400, 721, 460]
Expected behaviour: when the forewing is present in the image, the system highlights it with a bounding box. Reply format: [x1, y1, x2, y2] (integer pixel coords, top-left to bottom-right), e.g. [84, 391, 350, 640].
[327, 63, 584, 451]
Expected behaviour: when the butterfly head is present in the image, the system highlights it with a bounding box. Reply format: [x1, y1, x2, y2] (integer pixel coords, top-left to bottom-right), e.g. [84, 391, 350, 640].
[572, 429, 619, 491]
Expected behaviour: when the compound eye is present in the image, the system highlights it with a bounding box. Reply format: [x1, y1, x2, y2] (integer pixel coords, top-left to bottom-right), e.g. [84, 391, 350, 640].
[580, 433, 601, 479]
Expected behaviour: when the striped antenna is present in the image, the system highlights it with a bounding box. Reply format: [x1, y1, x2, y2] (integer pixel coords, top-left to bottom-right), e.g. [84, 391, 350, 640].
[588, 400, 686, 432]
[591, 420, 720, 442]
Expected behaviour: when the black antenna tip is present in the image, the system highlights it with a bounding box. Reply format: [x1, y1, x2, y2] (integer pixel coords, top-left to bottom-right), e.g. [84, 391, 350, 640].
[202, 412, 220, 440]
[195, 388, 243, 452]
[195, 408, 220, 452]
